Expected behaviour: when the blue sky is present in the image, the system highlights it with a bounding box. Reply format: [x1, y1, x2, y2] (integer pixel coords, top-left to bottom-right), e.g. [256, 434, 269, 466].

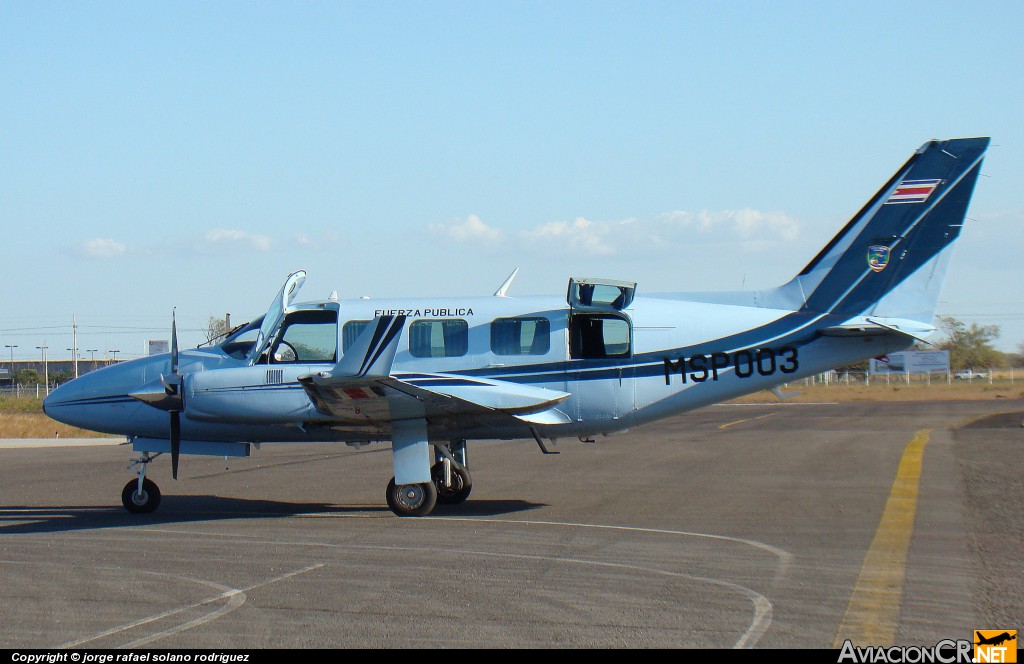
[2, 1, 1022, 361]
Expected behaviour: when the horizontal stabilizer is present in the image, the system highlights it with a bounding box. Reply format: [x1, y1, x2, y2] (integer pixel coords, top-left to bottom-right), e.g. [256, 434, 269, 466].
[819, 316, 936, 344]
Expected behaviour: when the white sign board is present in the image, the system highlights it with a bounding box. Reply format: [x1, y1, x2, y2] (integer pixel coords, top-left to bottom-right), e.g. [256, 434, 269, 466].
[148, 340, 170, 356]
[870, 350, 950, 375]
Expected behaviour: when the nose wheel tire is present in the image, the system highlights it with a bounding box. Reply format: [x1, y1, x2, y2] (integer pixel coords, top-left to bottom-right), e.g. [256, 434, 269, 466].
[431, 462, 473, 504]
[385, 478, 437, 517]
[121, 478, 161, 514]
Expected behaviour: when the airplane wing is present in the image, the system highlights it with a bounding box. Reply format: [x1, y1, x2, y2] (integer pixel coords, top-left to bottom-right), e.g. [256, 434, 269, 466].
[298, 371, 573, 428]
[296, 315, 572, 432]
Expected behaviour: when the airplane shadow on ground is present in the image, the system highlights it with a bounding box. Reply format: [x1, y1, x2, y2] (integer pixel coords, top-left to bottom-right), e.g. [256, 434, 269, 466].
[0, 496, 548, 535]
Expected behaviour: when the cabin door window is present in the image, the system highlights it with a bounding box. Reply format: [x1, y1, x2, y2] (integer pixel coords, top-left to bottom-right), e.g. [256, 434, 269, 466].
[569, 314, 631, 359]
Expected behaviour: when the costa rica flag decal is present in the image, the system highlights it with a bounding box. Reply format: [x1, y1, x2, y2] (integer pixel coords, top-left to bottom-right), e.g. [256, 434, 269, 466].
[884, 178, 941, 204]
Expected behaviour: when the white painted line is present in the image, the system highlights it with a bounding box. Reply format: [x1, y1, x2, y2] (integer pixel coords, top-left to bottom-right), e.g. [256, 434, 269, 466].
[130, 518, 791, 648]
[60, 573, 242, 649]
[121, 564, 322, 648]
[57, 563, 323, 648]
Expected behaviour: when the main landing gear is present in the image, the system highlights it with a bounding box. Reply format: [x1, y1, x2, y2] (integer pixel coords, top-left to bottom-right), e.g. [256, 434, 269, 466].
[117, 441, 476, 518]
[122, 452, 162, 514]
[385, 477, 437, 517]
[385, 440, 472, 517]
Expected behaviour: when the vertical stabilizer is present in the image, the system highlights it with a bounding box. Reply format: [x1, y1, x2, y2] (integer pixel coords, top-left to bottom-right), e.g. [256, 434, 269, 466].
[790, 137, 988, 322]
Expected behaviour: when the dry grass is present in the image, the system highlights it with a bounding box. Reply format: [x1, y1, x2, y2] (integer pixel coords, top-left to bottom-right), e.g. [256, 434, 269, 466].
[0, 412, 118, 439]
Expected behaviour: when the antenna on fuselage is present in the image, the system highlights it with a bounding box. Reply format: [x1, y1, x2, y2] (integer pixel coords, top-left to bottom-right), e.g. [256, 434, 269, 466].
[493, 268, 520, 297]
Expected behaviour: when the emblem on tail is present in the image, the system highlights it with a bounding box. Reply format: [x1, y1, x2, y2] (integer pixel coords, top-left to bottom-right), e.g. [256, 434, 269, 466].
[867, 245, 891, 272]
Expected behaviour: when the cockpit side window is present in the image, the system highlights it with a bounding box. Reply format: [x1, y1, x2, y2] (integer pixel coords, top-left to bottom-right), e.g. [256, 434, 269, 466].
[269, 310, 339, 364]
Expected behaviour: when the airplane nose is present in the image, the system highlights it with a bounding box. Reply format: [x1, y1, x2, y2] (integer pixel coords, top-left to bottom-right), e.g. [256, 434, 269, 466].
[42, 382, 67, 414]
[43, 355, 178, 439]
[43, 362, 143, 434]
[42, 379, 87, 425]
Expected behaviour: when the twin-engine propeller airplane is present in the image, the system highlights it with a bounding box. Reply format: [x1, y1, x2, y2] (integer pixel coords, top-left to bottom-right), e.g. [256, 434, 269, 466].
[44, 137, 989, 517]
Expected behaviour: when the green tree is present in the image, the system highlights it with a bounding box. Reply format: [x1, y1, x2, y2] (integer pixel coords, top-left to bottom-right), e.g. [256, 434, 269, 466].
[14, 368, 41, 385]
[937, 316, 1004, 370]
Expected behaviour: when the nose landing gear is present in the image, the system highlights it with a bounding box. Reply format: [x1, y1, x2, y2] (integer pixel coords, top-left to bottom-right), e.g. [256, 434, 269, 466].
[122, 452, 162, 514]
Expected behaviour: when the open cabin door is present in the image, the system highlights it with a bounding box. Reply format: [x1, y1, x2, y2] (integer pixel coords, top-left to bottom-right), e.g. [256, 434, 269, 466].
[565, 278, 637, 424]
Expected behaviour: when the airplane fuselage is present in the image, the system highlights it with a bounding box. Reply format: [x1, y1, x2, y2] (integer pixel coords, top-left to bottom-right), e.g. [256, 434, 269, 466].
[45, 290, 911, 445]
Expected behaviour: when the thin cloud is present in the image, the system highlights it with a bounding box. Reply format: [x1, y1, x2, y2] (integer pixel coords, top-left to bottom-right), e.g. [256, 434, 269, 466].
[429, 214, 504, 244]
[422, 209, 800, 258]
[519, 209, 800, 256]
[658, 208, 800, 241]
[294, 230, 343, 249]
[79, 238, 127, 259]
[519, 217, 618, 256]
[201, 228, 272, 253]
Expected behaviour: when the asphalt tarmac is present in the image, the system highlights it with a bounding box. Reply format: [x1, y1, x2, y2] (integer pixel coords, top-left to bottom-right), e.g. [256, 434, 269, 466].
[1, 399, 1020, 649]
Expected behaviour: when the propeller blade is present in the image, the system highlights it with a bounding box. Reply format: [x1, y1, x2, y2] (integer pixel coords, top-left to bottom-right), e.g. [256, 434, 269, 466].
[170, 411, 181, 480]
[171, 308, 179, 376]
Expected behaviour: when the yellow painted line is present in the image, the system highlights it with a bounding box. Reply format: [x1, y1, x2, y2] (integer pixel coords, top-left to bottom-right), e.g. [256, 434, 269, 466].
[833, 429, 930, 647]
[719, 413, 776, 430]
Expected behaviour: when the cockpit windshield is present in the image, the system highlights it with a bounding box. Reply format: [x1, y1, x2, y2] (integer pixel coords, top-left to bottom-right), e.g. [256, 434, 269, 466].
[218, 316, 265, 359]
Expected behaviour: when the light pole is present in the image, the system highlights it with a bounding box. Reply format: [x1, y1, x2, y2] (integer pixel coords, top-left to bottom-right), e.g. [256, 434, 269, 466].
[86, 349, 98, 371]
[35, 345, 49, 396]
[4, 345, 16, 383]
[109, 349, 120, 365]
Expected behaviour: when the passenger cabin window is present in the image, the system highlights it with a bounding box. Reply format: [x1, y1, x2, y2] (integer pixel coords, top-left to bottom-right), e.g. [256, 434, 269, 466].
[490, 317, 550, 356]
[569, 314, 631, 359]
[409, 319, 468, 358]
[270, 310, 338, 363]
[342, 320, 371, 353]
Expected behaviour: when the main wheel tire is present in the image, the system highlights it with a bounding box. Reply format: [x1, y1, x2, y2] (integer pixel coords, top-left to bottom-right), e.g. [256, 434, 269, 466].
[385, 477, 438, 517]
[121, 478, 161, 514]
[431, 462, 473, 504]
